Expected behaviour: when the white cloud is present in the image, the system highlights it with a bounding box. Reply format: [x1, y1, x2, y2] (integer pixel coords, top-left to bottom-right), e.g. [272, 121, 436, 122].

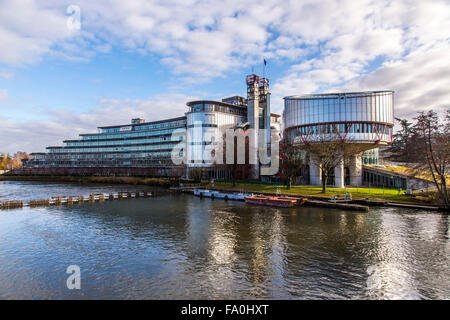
[0, 89, 7, 101]
[0, 0, 80, 65]
[342, 43, 450, 117]
[0, 93, 195, 154]
[0, 0, 284, 76]
[0, 69, 14, 80]
[1, 0, 449, 152]
[269, 0, 450, 118]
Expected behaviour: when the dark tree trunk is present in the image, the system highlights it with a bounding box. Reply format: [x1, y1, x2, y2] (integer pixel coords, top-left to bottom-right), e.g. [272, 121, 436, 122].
[322, 176, 327, 193]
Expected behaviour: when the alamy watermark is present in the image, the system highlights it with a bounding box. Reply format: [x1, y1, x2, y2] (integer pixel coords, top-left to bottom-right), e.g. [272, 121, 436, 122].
[66, 5, 81, 30]
[170, 123, 280, 175]
[66, 265, 81, 289]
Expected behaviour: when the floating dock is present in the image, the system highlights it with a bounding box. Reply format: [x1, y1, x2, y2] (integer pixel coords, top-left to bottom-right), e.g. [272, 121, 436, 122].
[0, 191, 154, 210]
[306, 199, 369, 212]
[244, 195, 307, 208]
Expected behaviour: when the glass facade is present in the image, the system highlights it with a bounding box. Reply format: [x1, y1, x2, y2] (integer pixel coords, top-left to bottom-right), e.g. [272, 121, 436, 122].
[284, 91, 394, 145]
[28, 117, 187, 168]
[284, 91, 394, 128]
[362, 148, 379, 165]
[186, 101, 247, 166]
[187, 102, 247, 116]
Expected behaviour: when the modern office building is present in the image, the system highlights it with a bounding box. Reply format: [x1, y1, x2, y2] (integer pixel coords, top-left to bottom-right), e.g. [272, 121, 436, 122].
[25, 74, 281, 179]
[283, 91, 394, 187]
[27, 116, 187, 176]
[186, 75, 280, 179]
[22, 78, 394, 185]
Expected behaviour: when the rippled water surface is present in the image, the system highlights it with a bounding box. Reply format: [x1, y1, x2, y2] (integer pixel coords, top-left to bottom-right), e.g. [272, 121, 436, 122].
[0, 180, 449, 299]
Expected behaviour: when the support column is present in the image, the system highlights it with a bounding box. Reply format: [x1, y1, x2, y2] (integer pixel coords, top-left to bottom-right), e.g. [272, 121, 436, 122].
[334, 153, 345, 188]
[186, 166, 191, 179]
[309, 154, 322, 185]
[247, 75, 260, 180]
[349, 154, 362, 186]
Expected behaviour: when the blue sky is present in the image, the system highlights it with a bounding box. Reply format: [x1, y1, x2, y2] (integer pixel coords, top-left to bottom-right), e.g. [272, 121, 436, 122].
[0, 0, 449, 153]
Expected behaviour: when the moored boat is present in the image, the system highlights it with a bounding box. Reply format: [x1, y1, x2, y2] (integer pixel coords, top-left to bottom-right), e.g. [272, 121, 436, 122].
[193, 189, 252, 201]
[244, 195, 297, 207]
[244, 195, 267, 205]
[277, 196, 307, 206]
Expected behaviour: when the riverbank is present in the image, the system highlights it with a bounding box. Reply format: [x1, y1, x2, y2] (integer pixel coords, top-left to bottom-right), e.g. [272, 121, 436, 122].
[209, 181, 446, 210]
[1, 175, 446, 211]
[0, 175, 175, 187]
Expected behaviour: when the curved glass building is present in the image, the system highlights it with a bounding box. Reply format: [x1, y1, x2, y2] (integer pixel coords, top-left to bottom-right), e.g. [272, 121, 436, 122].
[283, 91, 394, 187]
[186, 100, 247, 166]
[284, 91, 394, 145]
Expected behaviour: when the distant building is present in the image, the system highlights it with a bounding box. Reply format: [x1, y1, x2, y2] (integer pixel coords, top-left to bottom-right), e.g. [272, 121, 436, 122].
[33, 116, 187, 169]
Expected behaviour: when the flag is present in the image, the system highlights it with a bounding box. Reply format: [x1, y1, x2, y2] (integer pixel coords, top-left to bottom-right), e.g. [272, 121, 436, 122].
[263, 58, 267, 66]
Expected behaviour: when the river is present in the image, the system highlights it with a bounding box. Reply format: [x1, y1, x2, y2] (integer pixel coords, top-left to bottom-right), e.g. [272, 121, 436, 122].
[0, 180, 448, 299]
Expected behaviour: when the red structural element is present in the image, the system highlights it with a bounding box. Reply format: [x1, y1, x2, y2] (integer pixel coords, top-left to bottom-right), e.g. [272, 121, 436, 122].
[285, 121, 393, 145]
[246, 74, 260, 85]
[234, 164, 250, 180]
[259, 78, 269, 86]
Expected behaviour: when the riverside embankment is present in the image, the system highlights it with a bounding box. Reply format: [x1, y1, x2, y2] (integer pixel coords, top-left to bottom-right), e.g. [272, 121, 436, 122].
[206, 182, 446, 212]
[0, 175, 175, 187]
[1, 175, 446, 211]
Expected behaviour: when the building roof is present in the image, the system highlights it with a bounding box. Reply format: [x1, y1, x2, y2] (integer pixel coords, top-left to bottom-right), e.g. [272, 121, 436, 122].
[186, 100, 247, 109]
[284, 90, 394, 100]
[187, 99, 280, 118]
[96, 116, 187, 130]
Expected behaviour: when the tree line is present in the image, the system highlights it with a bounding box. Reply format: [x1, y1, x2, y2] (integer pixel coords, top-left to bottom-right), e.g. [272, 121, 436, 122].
[389, 109, 449, 208]
[0, 152, 30, 171]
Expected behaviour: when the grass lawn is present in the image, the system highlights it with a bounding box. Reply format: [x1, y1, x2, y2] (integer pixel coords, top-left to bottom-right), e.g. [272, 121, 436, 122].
[211, 181, 433, 204]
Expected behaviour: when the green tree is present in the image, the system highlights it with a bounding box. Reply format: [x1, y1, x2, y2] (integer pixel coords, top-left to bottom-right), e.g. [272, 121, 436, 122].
[390, 117, 413, 162]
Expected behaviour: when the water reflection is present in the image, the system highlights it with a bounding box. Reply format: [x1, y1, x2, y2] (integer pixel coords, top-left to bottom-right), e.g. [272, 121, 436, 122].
[0, 182, 448, 299]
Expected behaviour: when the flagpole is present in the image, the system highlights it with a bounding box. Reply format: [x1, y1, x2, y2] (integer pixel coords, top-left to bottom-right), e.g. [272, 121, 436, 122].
[263, 57, 265, 79]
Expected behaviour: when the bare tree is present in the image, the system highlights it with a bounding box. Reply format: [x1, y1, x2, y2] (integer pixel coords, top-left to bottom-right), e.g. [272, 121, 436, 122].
[296, 132, 364, 193]
[409, 110, 449, 209]
[304, 138, 344, 193]
[280, 142, 308, 189]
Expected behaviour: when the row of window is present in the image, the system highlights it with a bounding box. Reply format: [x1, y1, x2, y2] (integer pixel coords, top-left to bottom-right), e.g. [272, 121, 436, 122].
[134, 120, 186, 131]
[189, 141, 213, 145]
[289, 122, 393, 137]
[189, 103, 247, 116]
[100, 120, 186, 133]
[48, 143, 179, 153]
[41, 151, 174, 159]
[187, 124, 218, 128]
[81, 128, 186, 140]
[65, 136, 183, 147]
